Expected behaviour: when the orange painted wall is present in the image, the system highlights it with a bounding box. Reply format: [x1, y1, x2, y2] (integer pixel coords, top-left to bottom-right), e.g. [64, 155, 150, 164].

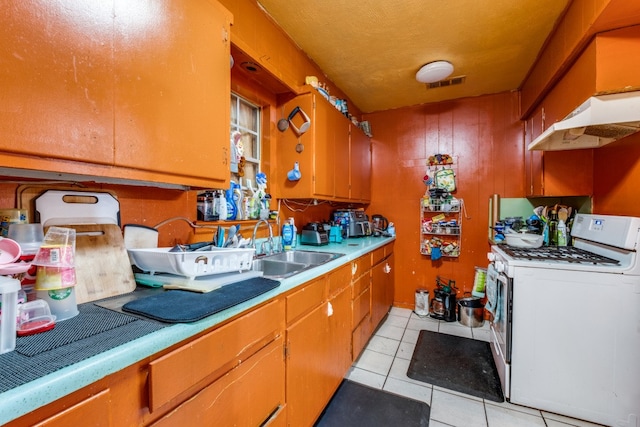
[364, 91, 524, 308]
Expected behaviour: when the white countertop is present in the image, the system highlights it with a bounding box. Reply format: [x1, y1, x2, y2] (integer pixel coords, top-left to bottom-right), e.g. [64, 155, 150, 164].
[0, 236, 394, 425]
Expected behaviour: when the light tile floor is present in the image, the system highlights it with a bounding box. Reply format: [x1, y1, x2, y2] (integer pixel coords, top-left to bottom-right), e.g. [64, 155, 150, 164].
[345, 307, 605, 427]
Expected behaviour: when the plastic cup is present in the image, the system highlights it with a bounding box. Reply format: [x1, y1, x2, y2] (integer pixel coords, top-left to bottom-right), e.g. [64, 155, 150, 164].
[36, 287, 78, 321]
[32, 226, 76, 268]
[35, 266, 77, 290]
[7, 223, 44, 256]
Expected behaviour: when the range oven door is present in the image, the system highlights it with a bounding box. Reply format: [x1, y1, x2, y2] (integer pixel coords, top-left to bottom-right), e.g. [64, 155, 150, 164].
[487, 263, 512, 399]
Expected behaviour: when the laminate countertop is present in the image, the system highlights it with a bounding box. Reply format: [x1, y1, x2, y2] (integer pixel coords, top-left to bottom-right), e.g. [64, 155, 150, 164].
[0, 236, 394, 425]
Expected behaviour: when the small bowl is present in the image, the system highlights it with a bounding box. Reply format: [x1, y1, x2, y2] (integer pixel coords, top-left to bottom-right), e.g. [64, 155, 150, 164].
[505, 233, 544, 248]
[0, 238, 21, 265]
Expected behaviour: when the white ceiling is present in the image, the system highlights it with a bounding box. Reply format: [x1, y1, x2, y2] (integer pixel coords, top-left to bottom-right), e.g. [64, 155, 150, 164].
[257, 0, 571, 113]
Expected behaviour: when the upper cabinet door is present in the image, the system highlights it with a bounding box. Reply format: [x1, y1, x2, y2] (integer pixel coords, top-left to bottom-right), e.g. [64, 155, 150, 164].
[350, 125, 371, 203]
[0, 2, 115, 164]
[113, 0, 232, 187]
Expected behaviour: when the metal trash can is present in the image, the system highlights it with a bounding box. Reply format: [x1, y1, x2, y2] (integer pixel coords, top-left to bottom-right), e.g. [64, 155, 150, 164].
[457, 297, 485, 327]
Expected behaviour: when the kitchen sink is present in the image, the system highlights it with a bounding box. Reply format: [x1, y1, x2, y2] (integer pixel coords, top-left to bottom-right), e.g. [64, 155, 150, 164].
[252, 250, 344, 279]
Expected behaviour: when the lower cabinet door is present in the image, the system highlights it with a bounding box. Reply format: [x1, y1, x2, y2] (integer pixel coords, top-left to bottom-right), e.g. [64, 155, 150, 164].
[286, 302, 334, 426]
[152, 337, 285, 427]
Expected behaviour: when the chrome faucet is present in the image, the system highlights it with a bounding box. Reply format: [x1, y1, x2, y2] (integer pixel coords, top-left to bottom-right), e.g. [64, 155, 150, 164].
[252, 219, 274, 256]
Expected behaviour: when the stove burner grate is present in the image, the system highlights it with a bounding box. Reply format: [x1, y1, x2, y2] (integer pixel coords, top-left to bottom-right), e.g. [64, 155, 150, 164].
[501, 246, 620, 265]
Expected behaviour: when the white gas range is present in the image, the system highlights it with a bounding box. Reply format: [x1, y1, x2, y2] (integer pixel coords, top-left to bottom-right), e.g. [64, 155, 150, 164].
[487, 213, 640, 427]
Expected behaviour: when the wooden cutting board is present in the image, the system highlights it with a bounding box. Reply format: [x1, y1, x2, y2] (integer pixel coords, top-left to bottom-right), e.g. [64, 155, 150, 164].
[49, 224, 135, 304]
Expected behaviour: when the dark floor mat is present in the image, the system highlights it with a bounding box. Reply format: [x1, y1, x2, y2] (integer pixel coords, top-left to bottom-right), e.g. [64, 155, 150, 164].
[315, 380, 430, 427]
[407, 330, 504, 402]
[122, 277, 280, 323]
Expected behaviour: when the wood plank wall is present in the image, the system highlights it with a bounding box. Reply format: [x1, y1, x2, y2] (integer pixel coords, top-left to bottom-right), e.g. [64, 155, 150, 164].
[364, 91, 524, 308]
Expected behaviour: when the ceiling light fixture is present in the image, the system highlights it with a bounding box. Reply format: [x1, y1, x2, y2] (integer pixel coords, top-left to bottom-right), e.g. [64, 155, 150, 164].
[416, 61, 454, 84]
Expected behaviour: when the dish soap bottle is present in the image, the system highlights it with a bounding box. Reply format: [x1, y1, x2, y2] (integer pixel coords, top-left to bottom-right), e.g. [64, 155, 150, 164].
[557, 219, 567, 246]
[282, 219, 294, 251]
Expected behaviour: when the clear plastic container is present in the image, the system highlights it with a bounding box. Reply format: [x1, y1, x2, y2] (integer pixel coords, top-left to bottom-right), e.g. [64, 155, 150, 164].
[17, 299, 56, 336]
[0, 276, 20, 354]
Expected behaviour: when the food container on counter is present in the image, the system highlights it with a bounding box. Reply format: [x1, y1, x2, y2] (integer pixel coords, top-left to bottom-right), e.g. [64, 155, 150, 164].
[0, 276, 20, 354]
[504, 232, 544, 248]
[17, 299, 56, 336]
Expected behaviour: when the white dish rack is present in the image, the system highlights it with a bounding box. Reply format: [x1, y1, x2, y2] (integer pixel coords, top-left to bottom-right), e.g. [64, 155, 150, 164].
[128, 247, 256, 280]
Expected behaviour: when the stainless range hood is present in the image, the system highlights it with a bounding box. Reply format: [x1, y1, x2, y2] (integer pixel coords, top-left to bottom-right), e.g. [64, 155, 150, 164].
[528, 91, 640, 151]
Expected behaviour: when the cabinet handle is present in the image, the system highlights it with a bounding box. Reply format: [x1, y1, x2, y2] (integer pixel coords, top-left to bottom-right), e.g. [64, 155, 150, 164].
[327, 301, 333, 317]
[384, 263, 391, 274]
[352, 263, 358, 276]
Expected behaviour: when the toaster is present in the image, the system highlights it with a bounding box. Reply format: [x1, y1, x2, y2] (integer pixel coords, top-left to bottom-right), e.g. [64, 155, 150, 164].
[300, 222, 329, 246]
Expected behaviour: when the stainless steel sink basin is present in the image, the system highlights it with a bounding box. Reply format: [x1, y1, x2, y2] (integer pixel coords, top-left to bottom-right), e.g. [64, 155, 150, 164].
[262, 250, 339, 265]
[252, 250, 344, 279]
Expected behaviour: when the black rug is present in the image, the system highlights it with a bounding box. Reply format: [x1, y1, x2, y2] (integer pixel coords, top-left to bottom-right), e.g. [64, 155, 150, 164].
[315, 380, 430, 427]
[122, 277, 280, 323]
[407, 330, 504, 402]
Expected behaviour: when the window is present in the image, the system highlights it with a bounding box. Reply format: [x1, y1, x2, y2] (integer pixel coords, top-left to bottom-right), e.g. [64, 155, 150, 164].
[230, 93, 261, 188]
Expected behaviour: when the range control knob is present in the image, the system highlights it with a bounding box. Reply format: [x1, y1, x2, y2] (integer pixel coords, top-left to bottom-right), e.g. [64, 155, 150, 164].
[487, 252, 496, 262]
[494, 260, 505, 273]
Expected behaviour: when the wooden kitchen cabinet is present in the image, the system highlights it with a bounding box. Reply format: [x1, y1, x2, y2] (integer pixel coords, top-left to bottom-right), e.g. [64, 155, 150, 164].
[147, 299, 283, 413]
[152, 337, 285, 427]
[371, 246, 394, 328]
[350, 124, 372, 202]
[276, 88, 371, 202]
[30, 389, 112, 427]
[0, 0, 232, 189]
[113, 0, 232, 188]
[351, 253, 372, 359]
[0, 1, 115, 165]
[285, 265, 352, 426]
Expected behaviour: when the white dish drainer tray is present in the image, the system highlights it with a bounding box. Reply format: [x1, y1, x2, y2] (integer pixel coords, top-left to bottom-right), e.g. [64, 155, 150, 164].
[128, 247, 256, 280]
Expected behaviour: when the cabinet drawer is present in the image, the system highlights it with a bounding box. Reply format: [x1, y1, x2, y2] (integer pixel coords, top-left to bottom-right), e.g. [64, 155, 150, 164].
[286, 276, 326, 325]
[352, 270, 370, 298]
[371, 247, 385, 265]
[327, 264, 351, 296]
[152, 337, 285, 427]
[352, 287, 371, 329]
[148, 298, 284, 411]
[351, 254, 372, 279]
[33, 389, 111, 427]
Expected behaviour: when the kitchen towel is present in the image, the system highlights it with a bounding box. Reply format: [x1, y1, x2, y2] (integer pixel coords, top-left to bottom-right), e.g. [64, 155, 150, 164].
[122, 277, 280, 323]
[315, 380, 430, 427]
[407, 330, 504, 402]
[485, 263, 500, 321]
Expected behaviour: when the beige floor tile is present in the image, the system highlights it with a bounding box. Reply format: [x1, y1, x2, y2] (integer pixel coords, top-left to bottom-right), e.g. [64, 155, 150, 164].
[430, 389, 487, 427]
[485, 403, 546, 427]
[383, 377, 432, 404]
